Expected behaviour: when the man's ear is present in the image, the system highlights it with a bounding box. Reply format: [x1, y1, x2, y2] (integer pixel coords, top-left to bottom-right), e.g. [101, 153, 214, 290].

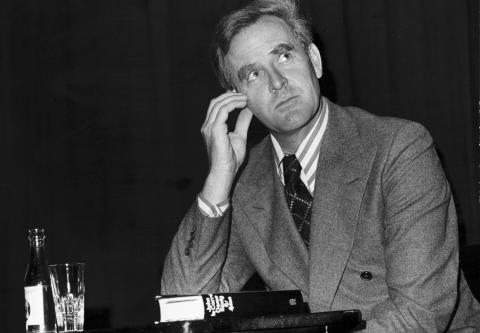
[307, 43, 323, 79]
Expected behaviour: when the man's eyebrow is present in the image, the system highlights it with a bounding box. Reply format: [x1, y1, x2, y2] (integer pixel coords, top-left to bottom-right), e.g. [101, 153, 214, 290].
[237, 63, 256, 82]
[270, 43, 295, 55]
[235, 43, 295, 82]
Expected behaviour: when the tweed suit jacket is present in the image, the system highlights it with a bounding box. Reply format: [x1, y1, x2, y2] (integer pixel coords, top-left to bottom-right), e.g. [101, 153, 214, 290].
[162, 99, 480, 332]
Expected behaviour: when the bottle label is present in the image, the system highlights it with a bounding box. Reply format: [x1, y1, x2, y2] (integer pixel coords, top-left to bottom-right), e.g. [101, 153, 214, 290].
[25, 285, 44, 327]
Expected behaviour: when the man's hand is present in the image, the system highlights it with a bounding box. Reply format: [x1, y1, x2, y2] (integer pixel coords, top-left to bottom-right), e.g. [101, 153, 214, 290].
[200, 91, 253, 205]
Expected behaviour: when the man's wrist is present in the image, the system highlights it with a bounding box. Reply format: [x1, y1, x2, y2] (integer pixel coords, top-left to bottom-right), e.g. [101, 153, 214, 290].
[201, 169, 234, 204]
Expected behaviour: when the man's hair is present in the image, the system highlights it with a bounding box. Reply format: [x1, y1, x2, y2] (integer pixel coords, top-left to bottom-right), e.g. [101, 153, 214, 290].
[211, 0, 313, 90]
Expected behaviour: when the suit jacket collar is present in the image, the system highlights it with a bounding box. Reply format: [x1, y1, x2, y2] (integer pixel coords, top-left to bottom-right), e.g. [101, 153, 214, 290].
[235, 99, 376, 309]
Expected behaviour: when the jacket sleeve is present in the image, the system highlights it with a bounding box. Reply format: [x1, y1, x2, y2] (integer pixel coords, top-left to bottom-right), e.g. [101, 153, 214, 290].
[161, 200, 255, 295]
[367, 122, 460, 332]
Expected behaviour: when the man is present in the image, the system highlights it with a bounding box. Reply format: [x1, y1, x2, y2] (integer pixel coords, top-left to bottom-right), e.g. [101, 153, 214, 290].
[161, 0, 480, 331]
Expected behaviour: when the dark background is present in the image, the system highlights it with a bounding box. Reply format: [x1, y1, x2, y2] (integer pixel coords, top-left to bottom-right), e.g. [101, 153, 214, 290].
[1, 0, 479, 331]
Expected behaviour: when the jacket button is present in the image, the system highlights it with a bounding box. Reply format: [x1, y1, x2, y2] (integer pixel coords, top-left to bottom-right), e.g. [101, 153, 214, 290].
[184, 248, 191, 256]
[360, 271, 372, 281]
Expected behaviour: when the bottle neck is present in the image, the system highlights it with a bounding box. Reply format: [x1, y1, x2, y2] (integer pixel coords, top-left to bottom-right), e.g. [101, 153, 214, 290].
[28, 231, 47, 263]
[29, 237, 48, 266]
[29, 244, 47, 262]
[25, 236, 50, 285]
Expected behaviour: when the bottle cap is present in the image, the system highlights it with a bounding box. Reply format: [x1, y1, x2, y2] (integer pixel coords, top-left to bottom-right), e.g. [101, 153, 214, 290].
[28, 228, 45, 238]
[28, 228, 46, 246]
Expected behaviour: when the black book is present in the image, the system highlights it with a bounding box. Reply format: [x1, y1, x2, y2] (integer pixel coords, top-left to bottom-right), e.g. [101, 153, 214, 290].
[155, 290, 305, 322]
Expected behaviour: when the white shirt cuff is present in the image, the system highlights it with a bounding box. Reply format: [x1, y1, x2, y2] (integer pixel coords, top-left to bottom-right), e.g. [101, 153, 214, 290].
[197, 194, 230, 218]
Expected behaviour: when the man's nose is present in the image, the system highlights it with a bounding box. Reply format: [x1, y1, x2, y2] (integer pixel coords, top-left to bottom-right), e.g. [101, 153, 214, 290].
[268, 68, 288, 93]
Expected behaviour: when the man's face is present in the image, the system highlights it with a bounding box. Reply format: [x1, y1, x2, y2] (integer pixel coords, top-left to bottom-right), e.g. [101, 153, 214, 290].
[226, 16, 322, 137]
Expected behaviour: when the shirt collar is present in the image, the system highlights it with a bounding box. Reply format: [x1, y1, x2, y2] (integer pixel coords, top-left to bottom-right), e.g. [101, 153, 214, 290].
[270, 97, 329, 190]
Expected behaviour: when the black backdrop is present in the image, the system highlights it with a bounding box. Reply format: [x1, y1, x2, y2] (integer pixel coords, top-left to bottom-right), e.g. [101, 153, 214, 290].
[1, 0, 478, 331]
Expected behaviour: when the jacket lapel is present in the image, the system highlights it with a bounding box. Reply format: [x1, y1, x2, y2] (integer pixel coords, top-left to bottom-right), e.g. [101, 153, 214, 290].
[268, 170, 309, 292]
[236, 140, 309, 294]
[308, 101, 376, 311]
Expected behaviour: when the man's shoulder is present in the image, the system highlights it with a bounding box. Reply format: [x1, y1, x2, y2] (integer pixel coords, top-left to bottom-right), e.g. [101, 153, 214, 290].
[331, 101, 413, 130]
[328, 100, 430, 146]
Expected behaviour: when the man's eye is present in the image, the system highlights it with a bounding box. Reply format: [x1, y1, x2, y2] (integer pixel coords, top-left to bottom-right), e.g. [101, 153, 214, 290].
[279, 52, 292, 63]
[247, 70, 259, 82]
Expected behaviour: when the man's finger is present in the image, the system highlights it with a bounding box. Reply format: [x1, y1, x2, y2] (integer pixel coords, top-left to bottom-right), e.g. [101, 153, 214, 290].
[211, 99, 248, 127]
[233, 107, 253, 139]
[205, 92, 244, 122]
[206, 95, 247, 127]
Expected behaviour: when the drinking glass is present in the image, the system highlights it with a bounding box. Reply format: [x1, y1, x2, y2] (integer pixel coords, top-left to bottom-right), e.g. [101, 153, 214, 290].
[49, 263, 85, 332]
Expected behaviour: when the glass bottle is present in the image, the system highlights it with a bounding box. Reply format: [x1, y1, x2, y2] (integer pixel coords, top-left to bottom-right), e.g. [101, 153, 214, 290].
[24, 228, 57, 333]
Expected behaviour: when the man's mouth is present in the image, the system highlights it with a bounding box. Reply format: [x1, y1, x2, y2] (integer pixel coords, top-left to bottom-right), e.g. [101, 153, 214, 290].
[276, 96, 297, 110]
